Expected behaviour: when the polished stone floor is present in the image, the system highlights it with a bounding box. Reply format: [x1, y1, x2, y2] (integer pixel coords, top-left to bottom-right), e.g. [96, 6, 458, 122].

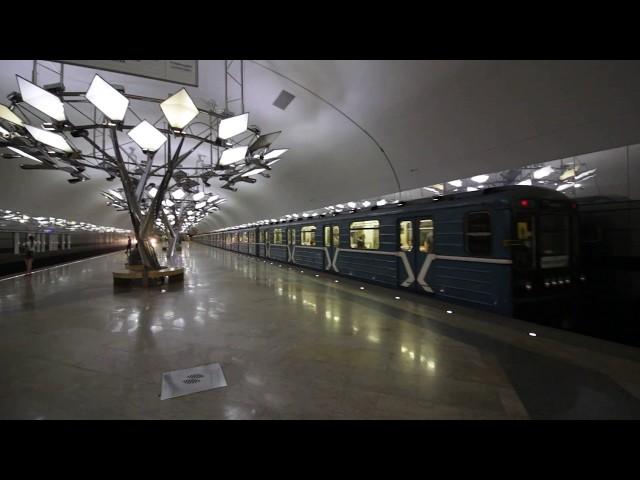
[1, 242, 640, 420]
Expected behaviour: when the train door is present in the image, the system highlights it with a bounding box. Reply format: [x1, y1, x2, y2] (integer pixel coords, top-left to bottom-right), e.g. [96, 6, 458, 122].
[323, 224, 339, 271]
[287, 228, 296, 263]
[265, 229, 271, 258]
[398, 217, 435, 291]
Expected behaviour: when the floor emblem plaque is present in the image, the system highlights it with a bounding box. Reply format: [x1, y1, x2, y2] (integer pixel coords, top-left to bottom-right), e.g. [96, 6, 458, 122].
[160, 363, 227, 400]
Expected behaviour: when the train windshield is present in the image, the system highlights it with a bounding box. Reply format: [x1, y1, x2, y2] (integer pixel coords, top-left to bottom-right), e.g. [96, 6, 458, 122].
[539, 214, 570, 269]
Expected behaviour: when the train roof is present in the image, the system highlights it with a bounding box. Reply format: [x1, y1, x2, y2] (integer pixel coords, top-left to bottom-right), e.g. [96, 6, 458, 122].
[197, 185, 571, 235]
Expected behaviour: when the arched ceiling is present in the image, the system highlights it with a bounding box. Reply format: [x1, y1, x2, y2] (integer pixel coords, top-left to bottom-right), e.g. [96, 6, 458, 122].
[2, 60, 640, 232]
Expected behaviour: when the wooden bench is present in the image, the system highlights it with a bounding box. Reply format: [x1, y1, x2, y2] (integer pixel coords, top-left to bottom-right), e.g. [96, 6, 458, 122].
[113, 266, 185, 286]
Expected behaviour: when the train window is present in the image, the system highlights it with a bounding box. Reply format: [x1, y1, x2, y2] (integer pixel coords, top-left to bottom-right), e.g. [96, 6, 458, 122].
[332, 226, 340, 247]
[301, 226, 316, 246]
[287, 229, 296, 245]
[514, 213, 535, 269]
[274, 229, 284, 245]
[0, 232, 13, 254]
[419, 219, 434, 253]
[465, 212, 492, 255]
[259, 230, 265, 243]
[241, 232, 248, 243]
[539, 215, 570, 270]
[399, 221, 413, 251]
[350, 220, 379, 250]
[324, 226, 331, 246]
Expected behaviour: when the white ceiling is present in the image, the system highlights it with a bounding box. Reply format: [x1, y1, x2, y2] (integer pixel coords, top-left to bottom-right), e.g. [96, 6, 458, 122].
[2, 60, 640, 231]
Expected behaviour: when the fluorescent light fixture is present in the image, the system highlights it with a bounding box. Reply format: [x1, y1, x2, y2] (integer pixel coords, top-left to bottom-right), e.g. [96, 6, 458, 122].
[466, 186, 478, 192]
[575, 168, 597, 181]
[559, 167, 576, 181]
[218, 113, 248, 140]
[24, 124, 73, 153]
[517, 179, 532, 186]
[376, 199, 387, 206]
[160, 89, 198, 130]
[0, 104, 24, 125]
[195, 201, 207, 209]
[241, 168, 266, 177]
[17, 76, 65, 121]
[7, 146, 42, 164]
[533, 166, 553, 179]
[423, 187, 441, 194]
[263, 148, 288, 160]
[471, 175, 489, 183]
[362, 201, 371, 207]
[556, 183, 573, 191]
[347, 202, 357, 208]
[248, 131, 281, 154]
[85, 74, 129, 122]
[219, 146, 248, 166]
[148, 187, 158, 198]
[207, 195, 219, 203]
[171, 188, 186, 200]
[128, 120, 167, 152]
[448, 179, 463, 188]
[266, 158, 281, 166]
[192, 192, 206, 201]
[162, 199, 174, 207]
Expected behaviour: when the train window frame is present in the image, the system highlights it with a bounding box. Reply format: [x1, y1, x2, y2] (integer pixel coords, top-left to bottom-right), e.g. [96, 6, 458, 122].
[399, 220, 413, 252]
[332, 225, 340, 247]
[350, 220, 380, 250]
[465, 211, 492, 256]
[419, 218, 435, 254]
[301, 226, 317, 246]
[324, 226, 331, 246]
[273, 228, 284, 245]
[287, 228, 296, 245]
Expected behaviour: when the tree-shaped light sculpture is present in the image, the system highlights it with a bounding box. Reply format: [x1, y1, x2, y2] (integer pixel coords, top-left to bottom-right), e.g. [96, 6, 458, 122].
[0, 72, 289, 271]
[103, 187, 225, 261]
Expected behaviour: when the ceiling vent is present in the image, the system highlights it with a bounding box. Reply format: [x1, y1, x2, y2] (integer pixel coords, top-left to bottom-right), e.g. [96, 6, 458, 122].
[273, 90, 295, 110]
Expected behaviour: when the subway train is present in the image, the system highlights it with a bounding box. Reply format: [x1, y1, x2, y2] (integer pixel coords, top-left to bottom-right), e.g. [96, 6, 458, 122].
[193, 186, 583, 322]
[0, 230, 128, 277]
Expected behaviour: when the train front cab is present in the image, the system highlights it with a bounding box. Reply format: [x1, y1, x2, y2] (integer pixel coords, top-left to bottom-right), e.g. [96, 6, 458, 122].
[508, 195, 579, 324]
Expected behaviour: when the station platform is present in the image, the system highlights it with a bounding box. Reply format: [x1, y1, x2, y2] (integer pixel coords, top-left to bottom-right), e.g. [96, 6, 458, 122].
[1, 242, 640, 420]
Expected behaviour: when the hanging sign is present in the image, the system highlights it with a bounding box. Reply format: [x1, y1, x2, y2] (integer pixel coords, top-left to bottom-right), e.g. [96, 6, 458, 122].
[57, 60, 199, 87]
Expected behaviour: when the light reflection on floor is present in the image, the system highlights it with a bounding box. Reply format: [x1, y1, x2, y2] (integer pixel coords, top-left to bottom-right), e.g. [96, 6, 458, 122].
[0, 242, 639, 419]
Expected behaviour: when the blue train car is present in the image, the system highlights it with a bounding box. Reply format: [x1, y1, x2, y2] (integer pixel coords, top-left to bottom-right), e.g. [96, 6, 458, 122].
[194, 186, 581, 319]
[0, 229, 128, 276]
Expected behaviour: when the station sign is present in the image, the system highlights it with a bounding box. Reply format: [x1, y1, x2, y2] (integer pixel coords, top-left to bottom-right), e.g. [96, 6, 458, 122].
[57, 60, 199, 87]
